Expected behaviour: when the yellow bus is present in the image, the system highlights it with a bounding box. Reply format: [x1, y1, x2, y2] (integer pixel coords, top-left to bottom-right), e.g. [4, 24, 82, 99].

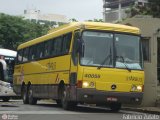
[13, 22, 144, 111]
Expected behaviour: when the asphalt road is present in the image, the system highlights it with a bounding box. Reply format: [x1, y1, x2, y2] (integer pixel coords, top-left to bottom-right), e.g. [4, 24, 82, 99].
[0, 100, 159, 120]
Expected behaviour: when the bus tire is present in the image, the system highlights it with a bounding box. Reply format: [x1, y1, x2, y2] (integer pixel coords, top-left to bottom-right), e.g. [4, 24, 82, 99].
[61, 86, 76, 110]
[28, 85, 37, 105]
[2, 97, 10, 102]
[22, 86, 29, 104]
[109, 103, 121, 112]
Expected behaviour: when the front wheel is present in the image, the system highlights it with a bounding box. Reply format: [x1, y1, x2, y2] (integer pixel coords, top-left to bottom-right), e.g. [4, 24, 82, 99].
[22, 86, 29, 104]
[28, 86, 37, 105]
[61, 86, 77, 110]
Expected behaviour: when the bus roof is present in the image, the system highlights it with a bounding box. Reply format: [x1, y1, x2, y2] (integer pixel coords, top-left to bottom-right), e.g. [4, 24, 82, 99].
[0, 48, 17, 57]
[17, 22, 140, 50]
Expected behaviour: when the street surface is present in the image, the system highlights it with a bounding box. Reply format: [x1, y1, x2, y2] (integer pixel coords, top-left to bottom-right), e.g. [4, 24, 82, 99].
[0, 100, 159, 120]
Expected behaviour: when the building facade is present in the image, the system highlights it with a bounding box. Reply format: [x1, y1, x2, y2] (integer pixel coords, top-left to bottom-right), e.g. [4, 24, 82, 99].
[23, 9, 68, 27]
[103, 0, 148, 23]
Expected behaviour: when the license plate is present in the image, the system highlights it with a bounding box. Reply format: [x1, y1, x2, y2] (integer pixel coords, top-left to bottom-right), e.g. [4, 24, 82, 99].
[107, 97, 118, 102]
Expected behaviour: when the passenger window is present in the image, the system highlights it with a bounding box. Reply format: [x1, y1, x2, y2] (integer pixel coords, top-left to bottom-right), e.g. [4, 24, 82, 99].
[50, 40, 56, 56]
[22, 48, 29, 62]
[37, 43, 45, 59]
[29, 46, 37, 60]
[17, 50, 23, 64]
[62, 33, 72, 54]
[55, 37, 63, 55]
[44, 41, 51, 57]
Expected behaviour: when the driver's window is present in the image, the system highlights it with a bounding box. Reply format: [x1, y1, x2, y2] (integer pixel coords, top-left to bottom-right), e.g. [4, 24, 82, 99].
[72, 30, 81, 65]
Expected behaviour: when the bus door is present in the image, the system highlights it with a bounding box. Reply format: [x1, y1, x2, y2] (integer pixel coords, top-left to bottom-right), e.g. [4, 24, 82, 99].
[69, 31, 81, 100]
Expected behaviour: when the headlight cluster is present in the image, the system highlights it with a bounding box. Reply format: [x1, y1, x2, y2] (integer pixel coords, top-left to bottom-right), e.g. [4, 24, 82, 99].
[131, 85, 142, 92]
[82, 81, 95, 88]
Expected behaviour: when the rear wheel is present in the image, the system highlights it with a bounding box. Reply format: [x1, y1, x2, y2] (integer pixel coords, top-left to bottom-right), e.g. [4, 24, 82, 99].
[109, 103, 121, 112]
[28, 86, 37, 105]
[2, 97, 10, 102]
[22, 86, 29, 104]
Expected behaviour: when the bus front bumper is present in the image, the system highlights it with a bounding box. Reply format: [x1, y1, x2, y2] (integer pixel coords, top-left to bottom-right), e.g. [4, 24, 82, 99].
[76, 88, 143, 105]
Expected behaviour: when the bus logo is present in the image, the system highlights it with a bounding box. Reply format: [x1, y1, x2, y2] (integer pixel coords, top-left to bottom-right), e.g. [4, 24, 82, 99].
[111, 84, 116, 90]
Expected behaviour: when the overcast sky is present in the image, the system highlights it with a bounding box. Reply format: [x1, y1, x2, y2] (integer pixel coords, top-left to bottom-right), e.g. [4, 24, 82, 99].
[0, 0, 103, 21]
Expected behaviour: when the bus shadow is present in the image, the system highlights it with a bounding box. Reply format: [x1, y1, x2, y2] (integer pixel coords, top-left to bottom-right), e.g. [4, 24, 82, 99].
[36, 103, 118, 113]
[0, 104, 19, 107]
[73, 105, 112, 113]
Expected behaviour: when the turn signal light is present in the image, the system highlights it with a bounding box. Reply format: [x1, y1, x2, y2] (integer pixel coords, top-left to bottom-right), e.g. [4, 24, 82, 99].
[77, 80, 82, 88]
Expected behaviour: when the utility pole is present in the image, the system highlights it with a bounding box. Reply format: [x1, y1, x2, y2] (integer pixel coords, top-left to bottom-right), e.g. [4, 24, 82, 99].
[118, 0, 122, 21]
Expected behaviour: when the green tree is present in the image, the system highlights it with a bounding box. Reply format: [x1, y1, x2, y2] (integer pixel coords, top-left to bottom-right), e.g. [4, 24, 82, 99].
[0, 13, 49, 50]
[128, 0, 160, 18]
[148, 0, 160, 17]
[69, 18, 78, 22]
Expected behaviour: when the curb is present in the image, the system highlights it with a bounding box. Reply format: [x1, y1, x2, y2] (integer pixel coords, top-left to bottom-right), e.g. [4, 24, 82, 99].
[122, 107, 160, 115]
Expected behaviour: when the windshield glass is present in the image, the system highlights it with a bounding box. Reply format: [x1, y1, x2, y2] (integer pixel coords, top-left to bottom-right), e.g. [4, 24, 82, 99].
[115, 34, 142, 70]
[80, 31, 113, 67]
[80, 31, 143, 70]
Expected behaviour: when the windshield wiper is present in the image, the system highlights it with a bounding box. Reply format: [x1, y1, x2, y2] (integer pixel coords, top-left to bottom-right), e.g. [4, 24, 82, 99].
[116, 56, 131, 72]
[97, 55, 111, 69]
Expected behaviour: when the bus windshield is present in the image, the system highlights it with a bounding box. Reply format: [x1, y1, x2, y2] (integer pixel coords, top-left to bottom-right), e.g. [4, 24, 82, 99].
[80, 31, 143, 70]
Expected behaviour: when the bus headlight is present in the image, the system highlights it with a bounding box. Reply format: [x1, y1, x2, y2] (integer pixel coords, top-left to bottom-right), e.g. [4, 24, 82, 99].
[131, 85, 142, 92]
[83, 82, 89, 87]
[82, 81, 95, 88]
[137, 86, 142, 91]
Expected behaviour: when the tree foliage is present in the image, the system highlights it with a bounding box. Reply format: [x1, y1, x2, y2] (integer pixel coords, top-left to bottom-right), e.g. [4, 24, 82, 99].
[128, 0, 160, 18]
[69, 18, 78, 22]
[148, 0, 160, 18]
[0, 13, 49, 50]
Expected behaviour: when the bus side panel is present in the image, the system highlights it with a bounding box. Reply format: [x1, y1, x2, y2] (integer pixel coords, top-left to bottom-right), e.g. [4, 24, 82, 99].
[15, 55, 71, 99]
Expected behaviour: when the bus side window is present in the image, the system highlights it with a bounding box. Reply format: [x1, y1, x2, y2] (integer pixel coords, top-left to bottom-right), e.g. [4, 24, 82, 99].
[22, 48, 29, 62]
[29, 46, 37, 61]
[44, 40, 51, 57]
[17, 50, 23, 64]
[55, 37, 63, 56]
[50, 40, 56, 56]
[72, 31, 81, 65]
[62, 32, 72, 54]
[37, 43, 45, 59]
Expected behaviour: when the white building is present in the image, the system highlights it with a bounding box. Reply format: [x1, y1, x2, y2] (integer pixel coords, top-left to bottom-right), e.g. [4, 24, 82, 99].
[23, 9, 68, 26]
